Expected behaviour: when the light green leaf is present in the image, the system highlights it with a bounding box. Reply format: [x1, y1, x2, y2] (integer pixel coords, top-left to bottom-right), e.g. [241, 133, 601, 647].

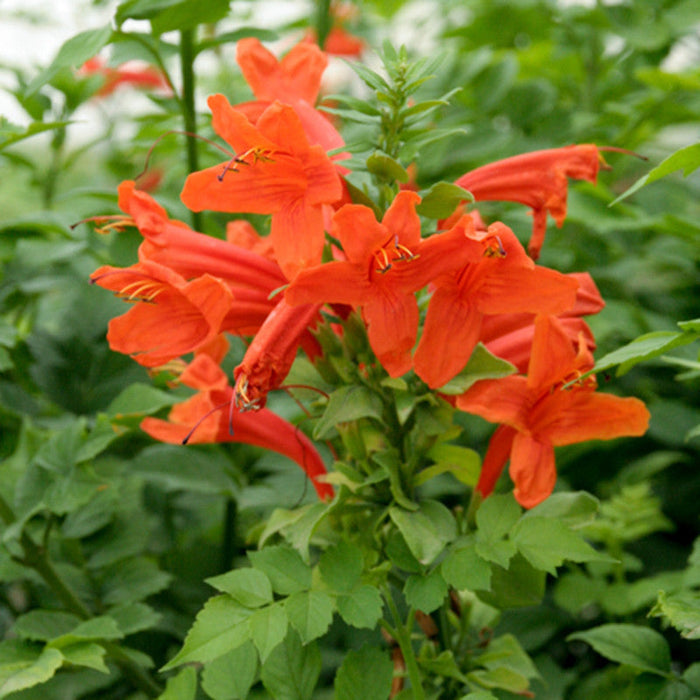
[0, 643, 63, 698]
[524, 492, 599, 529]
[611, 143, 700, 204]
[416, 181, 473, 219]
[366, 152, 409, 183]
[206, 568, 273, 608]
[467, 667, 530, 694]
[474, 494, 520, 568]
[107, 383, 179, 418]
[285, 591, 334, 644]
[511, 517, 612, 575]
[12, 611, 81, 642]
[567, 624, 672, 676]
[419, 444, 481, 487]
[313, 386, 384, 440]
[260, 631, 321, 700]
[109, 603, 161, 637]
[404, 569, 449, 613]
[0, 119, 73, 152]
[58, 642, 109, 673]
[319, 540, 364, 593]
[49, 615, 124, 647]
[389, 500, 457, 565]
[162, 595, 252, 670]
[201, 642, 258, 700]
[649, 590, 700, 640]
[248, 546, 312, 596]
[438, 344, 516, 395]
[441, 539, 492, 591]
[334, 645, 393, 700]
[249, 604, 288, 664]
[478, 634, 539, 681]
[150, 0, 231, 34]
[26, 25, 113, 95]
[158, 665, 197, 700]
[336, 585, 384, 630]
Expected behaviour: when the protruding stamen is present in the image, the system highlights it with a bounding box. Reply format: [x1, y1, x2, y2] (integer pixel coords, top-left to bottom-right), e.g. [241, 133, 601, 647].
[71, 215, 135, 235]
[483, 235, 506, 258]
[116, 279, 165, 303]
[234, 375, 263, 412]
[217, 147, 276, 182]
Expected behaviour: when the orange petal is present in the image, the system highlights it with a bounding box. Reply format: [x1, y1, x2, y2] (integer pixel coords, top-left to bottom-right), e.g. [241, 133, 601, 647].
[510, 433, 557, 508]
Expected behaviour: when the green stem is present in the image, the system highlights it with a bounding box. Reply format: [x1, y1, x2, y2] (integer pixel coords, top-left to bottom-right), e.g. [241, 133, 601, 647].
[179, 27, 203, 231]
[316, 0, 333, 50]
[384, 588, 426, 700]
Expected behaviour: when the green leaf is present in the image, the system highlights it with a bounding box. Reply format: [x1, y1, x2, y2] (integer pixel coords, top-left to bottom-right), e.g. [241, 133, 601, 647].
[372, 448, 417, 510]
[206, 568, 273, 608]
[109, 603, 161, 636]
[481, 554, 546, 608]
[99, 557, 172, 606]
[524, 492, 600, 529]
[151, 0, 231, 34]
[249, 603, 288, 664]
[567, 624, 672, 676]
[611, 143, 700, 204]
[285, 591, 334, 644]
[478, 634, 539, 681]
[201, 642, 258, 700]
[319, 540, 364, 593]
[260, 631, 321, 700]
[418, 650, 469, 684]
[649, 590, 700, 640]
[58, 642, 109, 673]
[336, 585, 384, 629]
[441, 538, 492, 591]
[467, 667, 530, 694]
[416, 181, 473, 219]
[419, 444, 481, 487]
[582, 330, 700, 379]
[107, 383, 180, 418]
[334, 645, 393, 700]
[162, 596, 252, 670]
[13, 611, 81, 642]
[0, 119, 73, 152]
[313, 386, 384, 440]
[475, 494, 520, 568]
[158, 666, 197, 700]
[438, 344, 516, 395]
[26, 25, 113, 95]
[248, 546, 312, 596]
[0, 643, 63, 698]
[49, 616, 124, 647]
[366, 152, 409, 183]
[404, 569, 449, 613]
[511, 517, 612, 575]
[389, 500, 457, 565]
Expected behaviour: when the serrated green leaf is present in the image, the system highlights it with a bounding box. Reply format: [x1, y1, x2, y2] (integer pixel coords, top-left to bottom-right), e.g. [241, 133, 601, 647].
[285, 590, 334, 643]
[441, 539, 492, 591]
[404, 569, 449, 613]
[201, 641, 258, 700]
[390, 500, 457, 565]
[206, 568, 273, 608]
[319, 540, 364, 592]
[334, 645, 393, 700]
[347, 61, 390, 91]
[26, 25, 113, 95]
[336, 584, 384, 630]
[649, 591, 700, 639]
[260, 631, 320, 700]
[476, 494, 521, 539]
[438, 344, 516, 395]
[611, 143, 700, 204]
[249, 603, 288, 664]
[0, 644, 63, 698]
[524, 491, 599, 529]
[313, 385, 384, 440]
[248, 546, 312, 596]
[162, 595, 252, 670]
[511, 517, 611, 575]
[416, 181, 473, 219]
[419, 444, 481, 487]
[158, 665, 197, 700]
[567, 624, 672, 676]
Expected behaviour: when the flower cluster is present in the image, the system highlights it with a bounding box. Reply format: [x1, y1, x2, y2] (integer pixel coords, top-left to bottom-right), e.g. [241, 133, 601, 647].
[92, 37, 649, 509]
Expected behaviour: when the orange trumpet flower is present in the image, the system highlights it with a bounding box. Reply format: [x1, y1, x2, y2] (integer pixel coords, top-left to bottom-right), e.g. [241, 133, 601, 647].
[456, 315, 650, 508]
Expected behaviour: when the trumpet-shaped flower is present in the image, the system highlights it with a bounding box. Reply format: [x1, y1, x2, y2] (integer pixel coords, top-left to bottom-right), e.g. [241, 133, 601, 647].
[413, 222, 579, 389]
[285, 192, 475, 377]
[181, 96, 343, 279]
[80, 56, 169, 96]
[456, 315, 650, 508]
[455, 144, 603, 259]
[141, 354, 333, 501]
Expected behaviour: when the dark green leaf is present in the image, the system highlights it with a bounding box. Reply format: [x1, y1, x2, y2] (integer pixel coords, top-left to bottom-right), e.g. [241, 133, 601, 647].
[568, 624, 672, 676]
[319, 540, 364, 592]
[260, 631, 320, 700]
[151, 0, 231, 34]
[13, 611, 81, 642]
[336, 585, 384, 630]
[107, 383, 179, 418]
[389, 500, 457, 565]
[334, 645, 393, 700]
[404, 569, 449, 613]
[99, 557, 172, 606]
[285, 590, 334, 643]
[313, 386, 384, 440]
[441, 538, 492, 591]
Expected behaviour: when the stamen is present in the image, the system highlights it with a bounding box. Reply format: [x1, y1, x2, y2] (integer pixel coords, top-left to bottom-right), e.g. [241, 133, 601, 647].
[483, 235, 506, 258]
[71, 215, 135, 234]
[217, 147, 276, 181]
[117, 279, 164, 302]
[182, 401, 230, 445]
[234, 375, 263, 412]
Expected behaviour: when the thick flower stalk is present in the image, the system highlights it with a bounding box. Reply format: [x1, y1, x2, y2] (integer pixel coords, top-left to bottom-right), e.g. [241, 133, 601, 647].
[457, 315, 650, 508]
[141, 354, 333, 501]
